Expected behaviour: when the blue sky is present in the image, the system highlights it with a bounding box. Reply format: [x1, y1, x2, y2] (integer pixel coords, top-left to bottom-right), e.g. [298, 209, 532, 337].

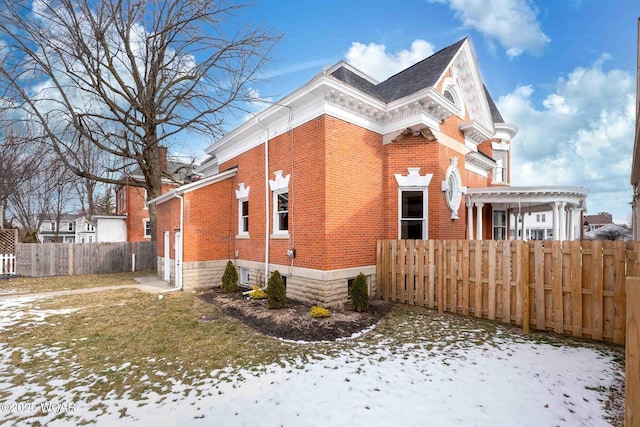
[191, 0, 639, 224]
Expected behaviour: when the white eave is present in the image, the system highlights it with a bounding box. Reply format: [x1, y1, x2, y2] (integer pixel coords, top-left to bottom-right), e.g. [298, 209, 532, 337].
[460, 119, 494, 147]
[465, 151, 496, 171]
[206, 67, 462, 165]
[467, 186, 590, 207]
[148, 167, 238, 206]
[494, 123, 519, 140]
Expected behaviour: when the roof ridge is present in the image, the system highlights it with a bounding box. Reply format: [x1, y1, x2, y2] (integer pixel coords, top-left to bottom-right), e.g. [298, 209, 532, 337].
[376, 37, 468, 85]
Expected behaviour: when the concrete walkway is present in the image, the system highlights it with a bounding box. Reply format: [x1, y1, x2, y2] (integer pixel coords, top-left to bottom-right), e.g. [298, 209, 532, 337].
[0, 276, 176, 301]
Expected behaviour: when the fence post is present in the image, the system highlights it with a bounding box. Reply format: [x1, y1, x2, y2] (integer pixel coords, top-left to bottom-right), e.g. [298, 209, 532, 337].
[626, 276, 640, 426]
[68, 244, 74, 276]
[521, 241, 530, 334]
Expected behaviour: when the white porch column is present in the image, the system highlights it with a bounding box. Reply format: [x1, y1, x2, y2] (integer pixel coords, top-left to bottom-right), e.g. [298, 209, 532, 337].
[467, 203, 473, 240]
[475, 203, 484, 240]
[567, 208, 574, 240]
[552, 202, 560, 240]
[559, 202, 567, 241]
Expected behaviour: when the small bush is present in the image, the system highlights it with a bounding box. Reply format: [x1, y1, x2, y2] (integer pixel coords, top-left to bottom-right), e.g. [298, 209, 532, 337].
[248, 285, 267, 300]
[310, 305, 331, 318]
[266, 270, 286, 309]
[221, 260, 238, 294]
[350, 273, 369, 312]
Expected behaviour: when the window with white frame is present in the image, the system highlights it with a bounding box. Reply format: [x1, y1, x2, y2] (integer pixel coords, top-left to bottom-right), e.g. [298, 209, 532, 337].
[67, 222, 74, 231]
[493, 210, 507, 240]
[274, 191, 289, 234]
[50, 221, 56, 232]
[268, 171, 290, 236]
[395, 168, 432, 240]
[239, 200, 249, 235]
[143, 219, 151, 238]
[235, 182, 250, 237]
[85, 222, 95, 232]
[493, 150, 508, 183]
[400, 190, 425, 239]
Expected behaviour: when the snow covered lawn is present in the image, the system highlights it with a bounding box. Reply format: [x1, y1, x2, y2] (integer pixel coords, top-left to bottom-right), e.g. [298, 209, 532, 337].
[0, 293, 624, 426]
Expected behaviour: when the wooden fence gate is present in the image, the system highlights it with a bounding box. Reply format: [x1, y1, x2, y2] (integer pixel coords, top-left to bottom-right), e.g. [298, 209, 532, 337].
[376, 239, 636, 344]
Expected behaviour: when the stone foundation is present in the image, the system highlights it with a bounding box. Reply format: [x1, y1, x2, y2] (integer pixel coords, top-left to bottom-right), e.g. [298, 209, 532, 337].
[155, 257, 376, 306]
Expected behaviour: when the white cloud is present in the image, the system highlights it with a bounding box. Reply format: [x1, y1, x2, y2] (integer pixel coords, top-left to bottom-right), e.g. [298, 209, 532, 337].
[345, 39, 435, 81]
[430, 0, 550, 57]
[498, 57, 635, 223]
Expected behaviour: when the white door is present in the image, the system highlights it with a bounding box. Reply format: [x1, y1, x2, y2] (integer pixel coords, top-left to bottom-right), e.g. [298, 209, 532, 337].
[163, 231, 170, 281]
[174, 231, 182, 289]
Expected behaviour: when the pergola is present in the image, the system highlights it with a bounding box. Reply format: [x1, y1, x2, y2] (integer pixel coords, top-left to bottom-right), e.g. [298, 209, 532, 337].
[466, 186, 590, 241]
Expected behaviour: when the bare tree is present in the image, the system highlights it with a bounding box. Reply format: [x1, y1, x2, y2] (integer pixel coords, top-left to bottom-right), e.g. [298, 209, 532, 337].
[0, 130, 46, 229]
[0, 0, 279, 238]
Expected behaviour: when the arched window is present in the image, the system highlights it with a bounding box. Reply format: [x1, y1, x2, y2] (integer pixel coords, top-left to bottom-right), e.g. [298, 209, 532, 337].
[444, 90, 455, 105]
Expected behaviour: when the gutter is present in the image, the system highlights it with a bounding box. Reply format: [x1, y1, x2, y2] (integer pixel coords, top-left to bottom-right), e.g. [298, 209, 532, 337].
[256, 117, 270, 284]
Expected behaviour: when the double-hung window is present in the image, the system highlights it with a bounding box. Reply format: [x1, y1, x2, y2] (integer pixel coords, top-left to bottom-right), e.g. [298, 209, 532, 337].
[274, 191, 289, 234]
[268, 171, 290, 237]
[395, 168, 432, 240]
[239, 199, 249, 235]
[235, 182, 250, 237]
[143, 219, 151, 238]
[400, 190, 425, 239]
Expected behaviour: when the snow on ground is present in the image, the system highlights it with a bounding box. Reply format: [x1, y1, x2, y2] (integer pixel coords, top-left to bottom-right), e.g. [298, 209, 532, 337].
[0, 297, 622, 426]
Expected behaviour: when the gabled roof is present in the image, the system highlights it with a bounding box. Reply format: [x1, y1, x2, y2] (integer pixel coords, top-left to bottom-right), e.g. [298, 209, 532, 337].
[375, 38, 467, 103]
[330, 38, 467, 103]
[484, 85, 504, 124]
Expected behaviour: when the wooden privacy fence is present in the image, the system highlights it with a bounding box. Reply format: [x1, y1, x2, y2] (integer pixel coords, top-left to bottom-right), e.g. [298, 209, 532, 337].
[15, 242, 157, 277]
[376, 239, 637, 344]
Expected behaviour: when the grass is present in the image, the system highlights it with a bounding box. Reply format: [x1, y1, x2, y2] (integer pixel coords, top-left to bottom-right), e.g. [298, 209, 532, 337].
[0, 271, 155, 295]
[0, 274, 626, 425]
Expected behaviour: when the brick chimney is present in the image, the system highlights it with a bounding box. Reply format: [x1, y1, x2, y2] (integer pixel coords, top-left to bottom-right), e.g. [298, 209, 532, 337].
[159, 146, 168, 174]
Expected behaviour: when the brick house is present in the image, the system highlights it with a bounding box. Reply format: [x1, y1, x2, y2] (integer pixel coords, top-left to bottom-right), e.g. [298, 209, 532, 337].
[152, 38, 588, 305]
[115, 147, 196, 242]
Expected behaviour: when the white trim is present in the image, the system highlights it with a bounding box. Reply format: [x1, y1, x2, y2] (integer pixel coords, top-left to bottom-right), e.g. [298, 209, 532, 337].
[395, 168, 432, 240]
[268, 170, 290, 192]
[441, 157, 467, 219]
[235, 182, 250, 199]
[491, 141, 511, 151]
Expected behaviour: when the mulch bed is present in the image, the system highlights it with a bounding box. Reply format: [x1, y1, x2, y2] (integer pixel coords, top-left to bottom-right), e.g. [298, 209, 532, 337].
[198, 287, 395, 342]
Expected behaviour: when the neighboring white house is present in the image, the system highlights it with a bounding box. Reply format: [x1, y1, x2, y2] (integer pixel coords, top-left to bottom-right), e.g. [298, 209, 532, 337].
[37, 215, 77, 243]
[75, 215, 127, 243]
[509, 210, 554, 240]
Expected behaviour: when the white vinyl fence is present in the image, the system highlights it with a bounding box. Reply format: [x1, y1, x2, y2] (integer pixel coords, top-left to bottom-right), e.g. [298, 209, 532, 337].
[1, 253, 16, 275]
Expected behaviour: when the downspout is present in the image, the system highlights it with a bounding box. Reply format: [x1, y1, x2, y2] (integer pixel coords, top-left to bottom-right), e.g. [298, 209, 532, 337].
[162, 192, 184, 293]
[256, 118, 270, 285]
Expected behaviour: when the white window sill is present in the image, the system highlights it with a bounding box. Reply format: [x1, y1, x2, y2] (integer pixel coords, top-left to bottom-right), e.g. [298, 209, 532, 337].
[236, 234, 249, 239]
[270, 233, 290, 239]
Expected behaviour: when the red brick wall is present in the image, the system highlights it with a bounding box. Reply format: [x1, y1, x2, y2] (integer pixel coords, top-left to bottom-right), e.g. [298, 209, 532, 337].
[219, 116, 329, 270]
[156, 197, 181, 258]
[159, 111, 507, 271]
[120, 182, 176, 242]
[323, 116, 383, 269]
[183, 179, 235, 262]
